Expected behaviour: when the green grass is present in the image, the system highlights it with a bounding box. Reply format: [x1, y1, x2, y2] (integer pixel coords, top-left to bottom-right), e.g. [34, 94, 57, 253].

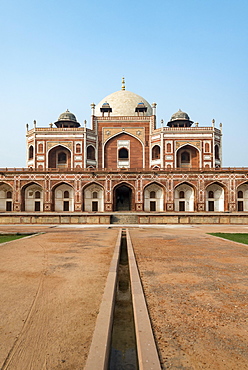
[209, 233, 248, 245]
[0, 234, 30, 244]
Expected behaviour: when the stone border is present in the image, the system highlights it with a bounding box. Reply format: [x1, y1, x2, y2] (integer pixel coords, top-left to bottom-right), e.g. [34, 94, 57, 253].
[0, 232, 43, 247]
[1, 212, 248, 225]
[84, 228, 122, 370]
[126, 229, 161, 370]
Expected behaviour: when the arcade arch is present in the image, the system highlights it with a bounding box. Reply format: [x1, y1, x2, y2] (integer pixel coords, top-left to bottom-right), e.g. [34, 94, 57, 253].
[237, 183, 248, 211]
[53, 183, 74, 211]
[22, 183, 43, 212]
[114, 183, 133, 211]
[174, 183, 194, 211]
[83, 183, 104, 212]
[0, 183, 13, 211]
[144, 183, 164, 211]
[206, 183, 224, 211]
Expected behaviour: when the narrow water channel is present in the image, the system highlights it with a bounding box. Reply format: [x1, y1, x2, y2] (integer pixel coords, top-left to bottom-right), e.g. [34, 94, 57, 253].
[108, 230, 139, 369]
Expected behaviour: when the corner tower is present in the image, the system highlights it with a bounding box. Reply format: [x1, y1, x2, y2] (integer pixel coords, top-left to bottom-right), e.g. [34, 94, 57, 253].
[26, 110, 87, 170]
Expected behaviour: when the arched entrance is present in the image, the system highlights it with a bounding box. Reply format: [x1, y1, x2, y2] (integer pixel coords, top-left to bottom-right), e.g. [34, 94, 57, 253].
[176, 145, 200, 169]
[115, 185, 132, 211]
[48, 145, 71, 169]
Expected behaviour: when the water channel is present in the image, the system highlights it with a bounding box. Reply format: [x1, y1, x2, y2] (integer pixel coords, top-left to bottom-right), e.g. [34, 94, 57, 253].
[108, 230, 139, 369]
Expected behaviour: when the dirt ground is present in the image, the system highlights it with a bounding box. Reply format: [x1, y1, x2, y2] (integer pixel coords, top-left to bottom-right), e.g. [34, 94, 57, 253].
[0, 224, 248, 370]
[0, 226, 119, 370]
[130, 226, 248, 370]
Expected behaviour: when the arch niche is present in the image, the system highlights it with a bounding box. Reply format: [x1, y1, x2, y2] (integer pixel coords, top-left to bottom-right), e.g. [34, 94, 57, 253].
[205, 182, 225, 211]
[174, 183, 195, 211]
[176, 144, 200, 169]
[48, 145, 71, 169]
[114, 183, 133, 211]
[52, 183, 74, 211]
[0, 183, 13, 211]
[104, 133, 143, 169]
[21, 182, 43, 212]
[87, 145, 96, 160]
[152, 145, 160, 160]
[83, 183, 104, 212]
[237, 183, 248, 211]
[144, 183, 164, 211]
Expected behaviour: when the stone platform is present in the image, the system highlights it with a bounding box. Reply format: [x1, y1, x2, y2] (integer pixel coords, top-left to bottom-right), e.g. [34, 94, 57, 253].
[1, 212, 248, 224]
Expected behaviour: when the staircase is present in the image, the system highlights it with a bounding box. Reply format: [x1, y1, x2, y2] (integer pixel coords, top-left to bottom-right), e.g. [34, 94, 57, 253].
[110, 214, 138, 224]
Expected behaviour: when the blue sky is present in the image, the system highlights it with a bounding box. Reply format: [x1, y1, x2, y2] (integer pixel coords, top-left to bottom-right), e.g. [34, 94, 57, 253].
[0, 0, 247, 167]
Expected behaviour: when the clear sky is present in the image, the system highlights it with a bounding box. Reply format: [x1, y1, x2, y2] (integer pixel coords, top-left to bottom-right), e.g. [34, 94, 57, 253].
[0, 0, 247, 167]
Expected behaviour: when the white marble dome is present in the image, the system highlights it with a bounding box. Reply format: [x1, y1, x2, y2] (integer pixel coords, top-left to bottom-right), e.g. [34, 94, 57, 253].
[95, 90, 152, 116]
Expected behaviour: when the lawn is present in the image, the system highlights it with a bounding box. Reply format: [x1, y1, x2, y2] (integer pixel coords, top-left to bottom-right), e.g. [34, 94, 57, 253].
[209, 233, 248, 245]
[0, 234, 30, 244]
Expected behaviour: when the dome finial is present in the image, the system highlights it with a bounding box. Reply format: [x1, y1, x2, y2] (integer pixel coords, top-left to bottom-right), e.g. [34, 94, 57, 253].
[122, 77, 125, 91]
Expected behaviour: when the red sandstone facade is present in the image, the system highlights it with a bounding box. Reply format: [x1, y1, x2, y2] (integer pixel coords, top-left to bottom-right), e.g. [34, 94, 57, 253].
[0, 83, 247, 214]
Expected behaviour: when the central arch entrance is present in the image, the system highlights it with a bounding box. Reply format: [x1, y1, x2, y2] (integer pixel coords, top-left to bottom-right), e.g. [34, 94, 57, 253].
[115, 185, 132, 211]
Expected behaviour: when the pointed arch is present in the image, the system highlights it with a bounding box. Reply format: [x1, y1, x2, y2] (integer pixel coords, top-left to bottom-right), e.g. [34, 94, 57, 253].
[51, 182, 74, 211]
[76, 143, 81, 154]
[83, 182, 104, 212]
[118, 147, 129, 159]
[205, 181, 226, 212]
[47, 145, 72, 169]
[237, 182, 248, 211]
[28, 145, 34, 160]
[38, 143, 43, 153]
[174, 182, 195, 211]
[103, 132, 145, 169]
[113, 181, 134, 211]
[144, 182, 165, 211]
[175, 144, 201, 169]
[21, 181, 44, 212]
[152, 145, 160, 160]
[0, 182, 13, 212]
[151, 165, 161, 170]
[215, 144, 220, 160]
[87, 145, 96, 160]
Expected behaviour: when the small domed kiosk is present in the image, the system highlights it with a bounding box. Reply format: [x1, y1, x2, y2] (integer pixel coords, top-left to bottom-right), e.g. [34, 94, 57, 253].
[54, 109, 80, 128]
[167, 109, 193, 127]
